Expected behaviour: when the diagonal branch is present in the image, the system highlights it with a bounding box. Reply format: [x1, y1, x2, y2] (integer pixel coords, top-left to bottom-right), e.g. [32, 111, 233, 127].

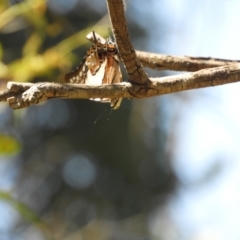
[2, 63, 240, 109]
[106, 0, 150, 85]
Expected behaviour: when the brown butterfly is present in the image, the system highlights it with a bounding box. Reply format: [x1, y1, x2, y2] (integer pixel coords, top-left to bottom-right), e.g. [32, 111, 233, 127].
[65, 31, 122, 109]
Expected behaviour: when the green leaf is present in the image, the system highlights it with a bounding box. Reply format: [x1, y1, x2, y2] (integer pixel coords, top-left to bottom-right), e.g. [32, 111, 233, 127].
[0, 134, 21, 155]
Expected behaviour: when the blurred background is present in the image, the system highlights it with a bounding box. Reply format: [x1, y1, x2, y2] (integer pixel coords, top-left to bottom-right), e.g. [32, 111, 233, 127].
[0, 0, 240, 239]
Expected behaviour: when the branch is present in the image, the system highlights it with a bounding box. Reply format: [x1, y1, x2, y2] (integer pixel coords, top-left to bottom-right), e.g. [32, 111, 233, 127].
[2, 1, 240, 111]
[0, 82, 34, 102]
[137, 51, 240, 71]
[106, 0, 149, 85]
[2, 63, 240, 109]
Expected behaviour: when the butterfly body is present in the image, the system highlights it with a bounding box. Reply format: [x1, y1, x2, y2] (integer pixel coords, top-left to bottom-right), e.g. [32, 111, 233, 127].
[65, 32, 122, 109]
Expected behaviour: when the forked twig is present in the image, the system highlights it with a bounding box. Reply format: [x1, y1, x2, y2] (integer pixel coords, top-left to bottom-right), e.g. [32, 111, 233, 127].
[1, 0, 240, 110]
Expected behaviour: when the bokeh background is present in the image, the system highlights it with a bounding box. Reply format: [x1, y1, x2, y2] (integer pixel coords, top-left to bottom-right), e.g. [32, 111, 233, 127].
[1, 0, 240, 239]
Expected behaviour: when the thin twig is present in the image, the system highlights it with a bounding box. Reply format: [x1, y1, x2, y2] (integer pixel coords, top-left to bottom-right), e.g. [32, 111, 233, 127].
[136, 51, 240, 71]
[106, 0, 149, 85]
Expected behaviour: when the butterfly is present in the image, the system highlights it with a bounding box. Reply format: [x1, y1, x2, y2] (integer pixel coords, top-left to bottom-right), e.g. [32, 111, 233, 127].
[65, 31, 122, 109]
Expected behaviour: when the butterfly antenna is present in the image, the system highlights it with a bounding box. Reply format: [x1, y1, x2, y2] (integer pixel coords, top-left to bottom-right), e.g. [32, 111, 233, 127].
[92, 31, 97, 44]
[94, 108, 108, 124]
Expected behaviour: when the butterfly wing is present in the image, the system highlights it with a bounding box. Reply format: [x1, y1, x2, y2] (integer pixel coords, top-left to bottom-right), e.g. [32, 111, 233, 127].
[64, 56, 88, 83]
[86, 58, 106, 85]
[65, 32, 122, 109]
[65, 43, 101, 83]
[85, 44, 101, 75]
[101, 56, 122, 109]
[86, 31, 106, 45]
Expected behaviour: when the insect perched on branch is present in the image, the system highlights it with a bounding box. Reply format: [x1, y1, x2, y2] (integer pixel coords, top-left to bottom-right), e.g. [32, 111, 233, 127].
[65, 31, 122, 109]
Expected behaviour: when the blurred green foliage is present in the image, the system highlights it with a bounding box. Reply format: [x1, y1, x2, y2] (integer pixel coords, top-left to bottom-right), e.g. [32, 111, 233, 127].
[0, 0, 109, 82]
[0, 191, 53, 239]
[0, 134, 21, 155]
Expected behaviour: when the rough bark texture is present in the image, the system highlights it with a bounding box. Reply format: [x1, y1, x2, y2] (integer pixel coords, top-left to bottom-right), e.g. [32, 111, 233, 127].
[106, 0, 149, 85]
[2, 63, 240, 109]
[137, 51, 240, 71]
[1, 0, 240, 110]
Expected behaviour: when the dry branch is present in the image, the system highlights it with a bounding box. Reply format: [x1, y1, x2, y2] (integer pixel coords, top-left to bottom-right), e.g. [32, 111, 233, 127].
[137, 51, 240, 71]
[2, 63, 240, 109]
[106, 0, 149, 85]
[1, 0, 240, 110]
